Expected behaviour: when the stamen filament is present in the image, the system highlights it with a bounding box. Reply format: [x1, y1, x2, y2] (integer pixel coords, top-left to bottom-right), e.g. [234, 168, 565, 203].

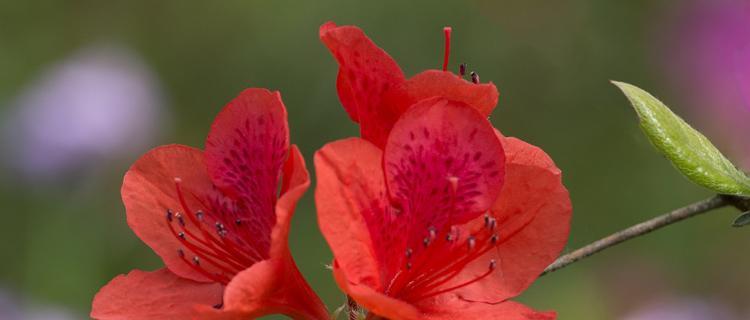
[178, 253, 231, 284]
[388, 217, 511, 301]
[174, 182, 255, 265]
[188, 193, 266, 263]
[166, 217, 242, 275]
[408, 265, 494, 301]
[443, 27, 452, 72]
[405, 240, 496, 297]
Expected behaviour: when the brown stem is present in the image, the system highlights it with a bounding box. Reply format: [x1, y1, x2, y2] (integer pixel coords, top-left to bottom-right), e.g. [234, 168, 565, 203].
[542, 195, 736, 276]
[347, 295, 359, 320]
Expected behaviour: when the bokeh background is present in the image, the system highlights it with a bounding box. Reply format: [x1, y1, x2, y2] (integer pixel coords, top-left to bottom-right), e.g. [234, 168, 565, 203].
[1, 0, 749, 319]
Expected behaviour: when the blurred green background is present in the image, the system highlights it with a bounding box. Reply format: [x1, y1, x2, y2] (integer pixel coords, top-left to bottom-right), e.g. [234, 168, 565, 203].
[1, 0, 748, 319]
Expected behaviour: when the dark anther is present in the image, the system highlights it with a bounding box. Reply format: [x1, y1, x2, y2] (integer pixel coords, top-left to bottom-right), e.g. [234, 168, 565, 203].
[178, 232, 186, 240]
[467, 236, 476, 250]
[470, 71, 479, 84]
[423, 237, 431, 247]
[484, 214, 490, 227]
[428, 226, 437, 239]
[490, 234, 498, 244]
[406, 262, 412, 270]
[166, 209, 174, 222]
[486, 217, 497, 230]
[235, 219, 242, 226]
[215, 222, 227, 237]
[177, 248, 185, 257]
[213, 303, 223, 309]
[459, 63, 467, 76]
[489, 259, 497, 270]
[446, 233, 454, 242]
[193, 256, 200, 265]
[175, 213, 185, 227]
[405, 248, 413, 258]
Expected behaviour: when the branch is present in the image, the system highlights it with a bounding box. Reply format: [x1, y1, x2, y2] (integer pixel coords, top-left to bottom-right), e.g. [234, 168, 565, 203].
[542, 195, 735, 276]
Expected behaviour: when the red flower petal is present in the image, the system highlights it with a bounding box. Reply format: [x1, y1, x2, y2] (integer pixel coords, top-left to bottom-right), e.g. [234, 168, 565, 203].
[383, 70, 499, 117]
[280, 144, 309, 195]
[204, 87, 288, 210]
[315, 138, 408, 289]
[196, 257, 328, 320]
[384, 97, 505, 234]
[204, 88, 289, 260]
[420, 294, 556, 320]
[270, 144, 310, 257]
[450, 136, 572, 303]
[320, 22, 406, 147]
[122, 145, 231, 282]
[189, 309, 249, 320]
[91, 268, 223, 320]
[332, 262, 421, 320]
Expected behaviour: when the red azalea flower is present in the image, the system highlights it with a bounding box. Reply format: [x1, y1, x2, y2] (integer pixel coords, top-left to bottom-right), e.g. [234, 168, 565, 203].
[317, 23, 572, 320]
[319, 22, 499, 148]
[91, 88, 328, 320]
[316, 98, 571, 320]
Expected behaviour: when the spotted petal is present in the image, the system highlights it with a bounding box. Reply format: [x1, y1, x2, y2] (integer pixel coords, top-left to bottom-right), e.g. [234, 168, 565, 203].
[384, 97, 505, 238]
[204, 88, 290, 263]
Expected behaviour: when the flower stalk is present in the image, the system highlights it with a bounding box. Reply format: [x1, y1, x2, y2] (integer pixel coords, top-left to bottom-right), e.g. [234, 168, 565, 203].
[347, 296, 359, 320]
[542, 194, 748, 275]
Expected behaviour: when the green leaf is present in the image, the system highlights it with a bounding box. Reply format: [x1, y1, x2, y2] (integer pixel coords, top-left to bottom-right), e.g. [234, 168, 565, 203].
[613, 81, 750, 196]
[732, 211, 750, 227]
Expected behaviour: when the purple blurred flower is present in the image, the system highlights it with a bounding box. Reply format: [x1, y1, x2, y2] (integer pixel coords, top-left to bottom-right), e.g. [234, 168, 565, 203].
[0, 289, 22, 319]
[2, 44, 168, 182]
[601, 259, 746, 319]
[0, 287, 79, 320]
[659, 0, 750, 167]
[621, 297, 737, 320]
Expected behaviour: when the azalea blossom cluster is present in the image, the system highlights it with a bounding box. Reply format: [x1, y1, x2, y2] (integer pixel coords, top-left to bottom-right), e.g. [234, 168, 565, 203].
[91, 22, 572, 320]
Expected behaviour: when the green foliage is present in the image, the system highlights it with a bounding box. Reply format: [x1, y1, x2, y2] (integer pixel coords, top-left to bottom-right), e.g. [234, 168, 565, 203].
[613, 81, 750, 196]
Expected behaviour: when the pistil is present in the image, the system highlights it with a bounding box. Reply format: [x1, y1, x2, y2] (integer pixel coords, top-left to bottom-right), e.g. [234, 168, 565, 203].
[443, 27, 452, 72]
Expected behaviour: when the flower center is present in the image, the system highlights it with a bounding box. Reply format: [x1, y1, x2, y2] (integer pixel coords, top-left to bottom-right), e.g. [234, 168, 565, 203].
[164, 177, 267, 284]
[385, 214, 500, 302]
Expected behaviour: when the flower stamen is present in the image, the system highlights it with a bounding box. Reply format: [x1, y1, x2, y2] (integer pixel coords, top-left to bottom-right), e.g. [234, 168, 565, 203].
[470, 71, 480, 84]
[164, 177, 269, 285]
[387, 220, 504, 302]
